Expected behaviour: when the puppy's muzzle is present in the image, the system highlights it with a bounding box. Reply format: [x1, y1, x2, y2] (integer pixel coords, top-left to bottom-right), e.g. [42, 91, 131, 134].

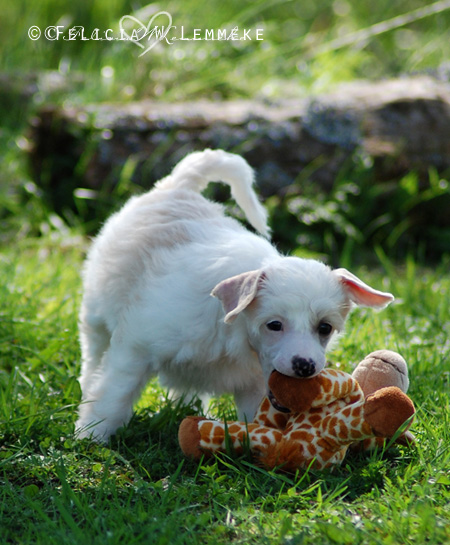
[292, 356, 316, 377]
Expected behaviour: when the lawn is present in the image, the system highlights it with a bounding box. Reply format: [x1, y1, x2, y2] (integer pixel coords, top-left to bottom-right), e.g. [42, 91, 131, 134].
[0, 234, 449, 544]
[1, 0, 450, 543]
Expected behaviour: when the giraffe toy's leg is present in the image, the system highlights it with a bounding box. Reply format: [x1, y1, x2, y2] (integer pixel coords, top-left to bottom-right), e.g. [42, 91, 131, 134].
[320, 401, 373, 448]
[178, 416, 283, 460]
[311, 386, 415, 466]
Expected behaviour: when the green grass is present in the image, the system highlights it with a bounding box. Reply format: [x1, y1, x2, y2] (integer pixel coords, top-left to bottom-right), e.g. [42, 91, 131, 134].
[1, 235, 449, 544]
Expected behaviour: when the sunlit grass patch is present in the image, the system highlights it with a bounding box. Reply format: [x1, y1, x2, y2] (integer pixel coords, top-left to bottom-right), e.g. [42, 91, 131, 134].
[1, 234, 449, 543]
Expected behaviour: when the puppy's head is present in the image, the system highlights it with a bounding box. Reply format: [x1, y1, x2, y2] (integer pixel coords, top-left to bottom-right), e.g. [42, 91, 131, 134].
[212, 257, 393, 380]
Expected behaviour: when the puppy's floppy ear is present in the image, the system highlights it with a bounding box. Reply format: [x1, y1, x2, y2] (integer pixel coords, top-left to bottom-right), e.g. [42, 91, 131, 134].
[211, 270, 265, 323]
[334, 268, 394, 309]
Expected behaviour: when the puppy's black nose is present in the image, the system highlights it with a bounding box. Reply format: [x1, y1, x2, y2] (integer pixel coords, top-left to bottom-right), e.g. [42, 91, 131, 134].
[292, 357, 316, 377]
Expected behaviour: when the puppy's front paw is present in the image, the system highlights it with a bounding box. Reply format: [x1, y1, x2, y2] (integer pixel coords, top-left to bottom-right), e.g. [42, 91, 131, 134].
[75, 419, 112, 443]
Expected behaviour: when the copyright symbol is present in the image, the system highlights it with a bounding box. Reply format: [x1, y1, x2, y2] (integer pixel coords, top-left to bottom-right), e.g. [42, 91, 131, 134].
[28, 26, 41, 40]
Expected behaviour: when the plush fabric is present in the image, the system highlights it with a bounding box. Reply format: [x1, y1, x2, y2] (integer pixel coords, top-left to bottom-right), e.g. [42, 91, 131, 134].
[179, 351, 415, 471]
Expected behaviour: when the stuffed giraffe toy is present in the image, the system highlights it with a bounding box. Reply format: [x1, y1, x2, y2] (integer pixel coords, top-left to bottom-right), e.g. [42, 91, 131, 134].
[178, 350, 415, 472]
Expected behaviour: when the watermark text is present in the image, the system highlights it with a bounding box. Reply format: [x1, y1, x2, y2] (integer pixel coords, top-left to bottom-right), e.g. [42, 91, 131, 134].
[28, 11, 264, 56]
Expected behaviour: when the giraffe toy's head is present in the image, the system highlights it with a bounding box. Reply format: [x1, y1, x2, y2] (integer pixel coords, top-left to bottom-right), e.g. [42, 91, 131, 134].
[179, 350, 415, 471]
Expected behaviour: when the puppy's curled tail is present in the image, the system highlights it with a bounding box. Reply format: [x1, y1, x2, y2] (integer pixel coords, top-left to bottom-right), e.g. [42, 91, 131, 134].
[156, 149, 270, 238]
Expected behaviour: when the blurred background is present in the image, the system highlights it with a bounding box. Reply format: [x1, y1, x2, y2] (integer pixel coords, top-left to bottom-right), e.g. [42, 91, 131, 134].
[1, 0, 449, 265]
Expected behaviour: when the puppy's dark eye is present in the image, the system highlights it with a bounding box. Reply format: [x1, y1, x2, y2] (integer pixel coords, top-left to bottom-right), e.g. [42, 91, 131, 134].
[318, 322, 333, 336]
[267, 320, 283, 332]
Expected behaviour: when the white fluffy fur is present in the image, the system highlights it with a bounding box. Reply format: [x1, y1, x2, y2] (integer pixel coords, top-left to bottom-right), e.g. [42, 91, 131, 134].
[76, 149, 393, 441]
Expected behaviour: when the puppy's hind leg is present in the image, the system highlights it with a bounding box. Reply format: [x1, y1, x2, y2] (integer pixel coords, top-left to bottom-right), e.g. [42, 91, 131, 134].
[76, 337, 153, 442]
[78, 314, 111, 395]
[167, 388, 211, 414]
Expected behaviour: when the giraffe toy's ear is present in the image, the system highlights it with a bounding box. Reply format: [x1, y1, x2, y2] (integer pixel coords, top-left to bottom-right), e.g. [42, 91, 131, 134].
[268, 371, 322, 413]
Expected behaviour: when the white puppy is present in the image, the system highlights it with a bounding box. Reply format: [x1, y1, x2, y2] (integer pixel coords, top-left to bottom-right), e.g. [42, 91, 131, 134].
[76, 149, 393, 441]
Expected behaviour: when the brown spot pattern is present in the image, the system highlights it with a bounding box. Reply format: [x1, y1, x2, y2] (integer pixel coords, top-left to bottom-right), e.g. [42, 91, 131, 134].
[182, 367, 412, 472]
